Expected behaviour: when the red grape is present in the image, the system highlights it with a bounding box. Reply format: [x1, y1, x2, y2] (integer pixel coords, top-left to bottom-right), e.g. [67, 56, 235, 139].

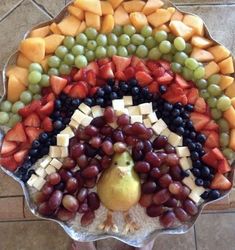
[132, 148, 143, 161]
[113, 130, 125, 142]
[158, 174, 173, 188]
[84, 125, 99, 136]
[132, 122, 147, 134]
[66, 177, 79, 194]
[158, 164, 170, 175]
[57, 208, 76, 221]
[117, 114, 130, 127]
[142, 181, 157, 194]
[113, 142, 127, 153]
[134, 161, 150, 173]
[76, 128, 90, 141]
[160, 211, 176, 228]
[91, 117, 106, 128]
[150, 167, 161, 179]
[145, 152, 161, 167]
[63, 157, 76, 169]
[143, 140, 152, 153]
[152, 135, 168, 149]
[84, 177, 97, 188]
[87, 192, 100, 211]
[33, 192, 49, 205]
[183, 199, 198, 216]
[77, 188, 88, 202]
[74, 171, 85, 190]
[100, 126, 113, 136]
[59, 169, 73, 182]
[77, 154, 88, 169]
[170, 165, 183, 181]
[138, 128, 153, 140]
[89, 136, 102, 149]
[82, 166, 99, 178]
[123, 125, 133, 136]
[139, 194, 153, 207]
[135, 141, 144, 151]
[101, 141, 114, 155]
[101, 155, 112, 169]
[146, 204, 163, 217]
[81, 211, 95, 226]
[165, 144, 176, 154]
[62, 194, 79, 212]
[169, 182, 182, 195]
[166, 154, 179, 167]
[70, 143, 85, 159]
[41, 183, 54, 196]
[174, 207, 190, 222]
[176, 186, 190, 200]
[165, 198, 179, 208]
[104, 107, 116, 123]
[38, 202, 54, 216]
[78, 203, 89, 214]
[153, 189, 171, 205]
[48, 190, 63, 210]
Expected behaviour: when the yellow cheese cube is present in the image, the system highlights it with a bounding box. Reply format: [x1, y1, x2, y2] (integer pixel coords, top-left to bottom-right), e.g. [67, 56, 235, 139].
[85, 12, 101, 30]
[142, 0, 164, 15]
[147, 8, 175, 28]
[58, 15, 81, 36]
[183, 14, 204, 36]
[204, 61, 220, 79]
[29, 25, 50, 38]
[218, 56, 234, 74]
[74, 0, 102, 16]
[207, 45, 230, 63]
[169, 20, 194, 41]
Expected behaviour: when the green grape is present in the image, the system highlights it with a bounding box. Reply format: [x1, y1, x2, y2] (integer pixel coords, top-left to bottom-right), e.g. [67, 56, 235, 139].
[85, 28, 98, 40]
[117, 46, 128, 57]
[167, 33, 175, 43]
[63, 36, 75, 49]
[64, 53, 75, 66]
[48, 68, 59, 76]
[170, 45, 178, 55]
[207, 97, 217, 108]
[144, 37, 156, 49]
[12, 101, 25, 114]
[123, 24, 136, 36]
[159, 40, 172, 54]
[85, 51, 95, 62]
[0, 112, 9, 125]
[162, 54, 173, 62]
[171, 62, 182, 73]
[185, 58, 199, 70]
[217, 95, 231, 111]
[211, 108, 222, 120]
[155, 31, 167, 43]
[174, 52, 188, 65]
[8, 114, 22, 127]
[76, 33, 88, 46]
[208, 84, 222, 97]
[28, 84, 41, 94]
[200, 89, 210, 99]
[107, 45, 117, 57]
[112, 25, 123, 36]
[127, 44, 136, 55]
[29, 63, 43, 73]
[107, 33, 118, 46]
[28, 71, 42, 84]
[182, 67, 194, 81]
[208, 74, 221, 85]
[59, 64, 71, 75]
[184, 43, 193, 54]
[136, 45, 148, 58]
[218, 118, 230, 132]
[196, 79, 208, 89]
[141, 25, 152, 37]
[72, 45, 85, 56]
[96, 34, 108, 46]
[33, 94, 42, 100]
[0, 100, 12, 112]
[55, 46, 68, 59]
[174, 37, 186, 51]
[20, 91, 33, 104]
[119, 34, 130, 46]
[87, 40, 97, 51]
[220, 132, 230, 147]
[75, 55, 88, 68]
[131, 34, 145, 46]
[223, 148, 234, 160]
[48, 56, 61, 68]
[148, 47, 162, 60]
[194, 66, 205, 80]
[95, 46, 107, 59]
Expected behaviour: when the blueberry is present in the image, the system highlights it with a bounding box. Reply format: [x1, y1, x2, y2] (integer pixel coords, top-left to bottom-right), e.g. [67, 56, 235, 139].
[96, 89, 105, 98]
[146, 93, 153, 101]
[162, 111, 170, 117]
[21, 173, 31, 183]
[96, 97, 104, 106]
[104, 85, 112, 94]
[50, 136, 57, 145]
[181, 171, 190, 177]
[176, 126, 184, 135]
[199, 150, 205, 157]
[55, 100, 62, 110]
[181, 112, 189, 119]
[171, 109, 180, 117]
[201, 166, 210, 178]
[185, 104, 194, 112]
[21, 160, 32, 170]
[188, 142, 196, 151]
[210, 168, 216, 175]
[30, 157, 37, 164]
[29, 149, 38, 157]
[174, 102, 182, 109]
[186, 120, 194, 130]
[209, 190, 221, 200]
[173, 117, 183, 126]
[54, 120, 63, 130]
[84, 98, 93, 106]
[32, 140, 40, 149]
[120, 82, 129, 92]
[59, 93, 67, 101]
[110, 92, 118, 100]
[194, 160, 202, 168]
[203, 181, 211, 188]
[164, 117, 170, 125]
[191, 151, 199, 161]
[141, 87, 149, 97]
[195, 143, 203, 151]
[207, 174, 214, 181]
[131, 86, 140, 96]
[65, 97, 72, 106]
[159, 85, 167, 94]
[107, 78, 115, 86]
[189, 131, 196, 139]
[40, 147, 49, 155]
[128, 78, 138, 87]
[195, 178, 204, 186]
[63, 117, 71, 125]
[39, 132, 49, 143]
[201, 191, 210, 200]
[54, 182, 65, 191]
[183, 129, 190, 137]
[197, 133, 206, 144]
[163, 103, 173, 112]
[184, 138, 192, 146]
[191, 168, 201, 177]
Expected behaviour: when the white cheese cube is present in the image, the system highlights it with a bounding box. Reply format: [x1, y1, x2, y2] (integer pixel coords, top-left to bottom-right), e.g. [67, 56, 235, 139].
[128, 106, 140, 115]
[49, 146, 61, 158]
[139, 103, 153, 115]
[60, 126, 75, 139]
[179, 157, 193, 170]
[35, 167, 47, 178]
[143, 118, 152, 128]
[69, 119, 79, 129]
[27, 174, 38, 187]
[168, 132, 182, 147]
[91, 105, 103, 118]
[79, 103, 91, 115]
[33, 177, 46, 191]
[115, 108, 129, 116]
[131, 115, 143, 124]
[50, 158, 63, 170]
[40, 156, 52, 169]
[45, 165, 56, 175]
[60, 147, 69, 158]
[152, 119, 167, 135]
[123, 96, 133, 106]
[109, 122, 118, 129]
[80, 115, 93, 127]
[148, 112, 158, 123]
[176, 147, 191, 157]
[112, 99, 125, 111]
[57, 134, 70, 147]
[161, 128, 171, 137]
[194, 186, 206, 196]
[72, 109, 86, 123]
[189, 191, 201, 204]
[182, 174, 196, 190]
[178, 137, 183, 146]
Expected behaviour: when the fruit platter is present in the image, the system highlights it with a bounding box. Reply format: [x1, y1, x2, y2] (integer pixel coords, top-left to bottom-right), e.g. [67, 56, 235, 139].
[0, 0, 234, 247]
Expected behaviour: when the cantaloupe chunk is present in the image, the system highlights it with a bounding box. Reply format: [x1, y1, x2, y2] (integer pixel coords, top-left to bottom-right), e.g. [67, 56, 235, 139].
[7, 66, 29, 86]
[101, 1, 114, 15]
[171, 10, 183, 21]
[68, 5, 84, 20]
[218, 56, 234, 75]
[85, 12, 101, 30]
[77, 21, 86, 33]
[219, 75, 234, 90]
[147, 8, 175, 28]
[183, 14, 204, 36]
[114, 5, 130, 26]
[44, 34, 65, 54]
[7, 75, 26, 102]
[50, 23, 62, 34]
[40, 55, 50, 73]
[74, 0, 102, 16]
[169, 20, 194, 41]
[101, 15, 114, 33]
[142, 0, 164, 15]
[224, 106, 235, 128]
[231, 98, 235, 108]
[229, 129, 235, 150]
[19, 38, 45, 63]
[123, 1, 145, 13]
[130, 12, 148, 30]
[16, 53, 32, 68]
[29, 25, 50, 38]
[108, 0, 125, 10]
[191, 48, 214, 62]
[58, 15, 81, 36]
[153, 24, 170, 33]
[191, 36, 213, 49]
[204, 61, 220, 79]
[207, 45, 230, 63]
[225, 83, 235, 98]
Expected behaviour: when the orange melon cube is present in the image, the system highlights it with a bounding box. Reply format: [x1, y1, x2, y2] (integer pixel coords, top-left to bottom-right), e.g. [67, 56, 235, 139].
[230, 129, 235, 150]
[7, 75, 26, 102]
[74, 0, 102, 16]
[100, 1, 114, 15]
[147, 8, 175, 28]
[142, 0, 164, 15]
[68, 5, 84, 20]
[207, 45, 230, 63]
[7, 66, 29, 87]
[218, 56, 234, 75]
[50, 23, 62, 34]
[29, 25, 50, 38]
[130, 12, 148, 31]
[191, 36, 213, 49]
[122, 1, 145, 13]
[225, 83, 235, 98]
[40, 55, 50, 73]
[153, 24, 170, 33]
[171, 10, 183, 21]
[191, 48, 214, 62]
[85, 12, 101, 30]
[114, 5, 130, 26]
[44, 34, 65, 54]
[183, 14, 204, 36]
[204, 61, 220, 79]
[16, 53, 32, 69]
[108, 0, 125, 10]
[169, 20, 194, 41]
[58, 15, 81, 36]
[101, 15, 114, 33]
[231, 98, 235, 108]
[219, 75, 234, 90]
[77, 21, 86, 33]
[224, 106, 235, 128]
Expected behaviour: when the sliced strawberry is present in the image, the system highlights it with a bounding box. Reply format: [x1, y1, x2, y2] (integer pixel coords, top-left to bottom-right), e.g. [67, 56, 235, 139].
[99, 62, 114, 79]
[210, 173, 232, 190]
[135, 71, 153, 87]
[96, 79, 106, 86]
[14, 149, 28, 164]
[18, 100, 42, 118]
[135, 61, 150, 73]
[85, 61, 99, 74]
[190, 112, 210, 131]
[0, 140, 18, 156]
[63, 84, 73, 94]
[86, 70, 96, 86]
[218, 159, 231, 174]
[89, 87, 99, 96]
[97, 58, 111, 66]
[131, 56, 142, 67]
[69, 82, 88, 99]
[204, 120, 219, 131]
[5, 123, 27, 143]
[175, 74, 191, 89]
[202, 150, 218, 168]
[61, 75, 72, 84]
[115, 71, 127, 81]
[23, 113, 40, 128]
[205, 131, 219, 149]
[187, 88, 199, 104]
[73, 69, 86, 81]
[148, 81, 159, 94]
[50, 76, 68, 95]
[112, 55, 131, 72]
[42, 117, 53, 132]
[153, 67, 165, 78]
[41, 87, 52, 96]
[158, 60, 171, 70]
[70, 67, 79, 78]
[211, 148, 224, 160]
[46, 93, 56, 102]
[157, 72, 173, 84]
[124, 66, 135, 79]
[194, 97, 207, 113]
[0, 156, 18, 171]
[38, 101, 54, 118]
[146, 60, 159, 71]
[25, 127, 42, 144]
[162, 84, 184, 104]
[181, 95, 188, 105]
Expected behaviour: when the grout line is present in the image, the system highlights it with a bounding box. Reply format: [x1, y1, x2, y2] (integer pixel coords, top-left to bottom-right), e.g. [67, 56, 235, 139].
[193, 225, 198, 250]
[0, 195, 24, 199]
[31, 0, 54, 18]
[0, 0, 25, 23]
[0, 219, 44, 223]
[202, 210, 235, 214]
[176, 3, 235, 7]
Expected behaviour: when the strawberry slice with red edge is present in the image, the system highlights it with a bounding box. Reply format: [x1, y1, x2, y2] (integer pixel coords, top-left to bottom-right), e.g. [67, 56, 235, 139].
[112, 55, 131, 72]
[69, 81, 89, 99]
[203, 120, 219, 132]
[23, 113, 40, 128]
[157, 72, 173, 84]
[190, 112, 210, 132]
[0, 156, 18, 171]
[135, 61, 150, 73]
[73, 69, 86, 81]
[86, 70, 96, 86]
[42, 117, 53, 132]
[89, 87, 99, 96]
[124, 66, 135, 79]
[99, 62, 114, 79]
[18, 100, 42, 118]
[158, 60, 171, 71]
[204, 131, 219, 149]
[50, 75, 68, 95]
[218, 159, 231, 174]
[14, 149, 28, 164]
[97, 58, 111, 66]
[152, 67, 165, 78]
[115, 71, 127, 81]
[25, 127, 42, 144]
[202, 150, 218, 168]
[186, 88, 199, 104]
[162, 84, 184, 104]
[85, 61, 99, 74]
[135, 71, 153, 87]
[63, 84, 73, 94]
[5, 123, 27, 143]
[0, 140, 18, 156]
[38, 101, 54, 118]
[194, 97, 207, 113]
[146, 60, 159, 71]
[210, 173, 232, 190]
[148, 81, 159, 94]
[175, 74, 191, 89]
